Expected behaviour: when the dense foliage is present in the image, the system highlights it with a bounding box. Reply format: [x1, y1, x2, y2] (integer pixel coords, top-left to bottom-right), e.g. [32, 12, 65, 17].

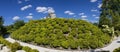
[0, 36, 21, 52]
[113, 47, 120, 52]
[99, 0, 120, 30]
[0, 16, 7, 35]
[6, 20, 25, 33]
[22, 46, 39, 52]
[0, 36, 38, 52]
[11, 18, 111, 49]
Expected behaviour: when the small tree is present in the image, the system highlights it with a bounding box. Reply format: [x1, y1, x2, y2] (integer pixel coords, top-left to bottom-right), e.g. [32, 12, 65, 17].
[13, 20, 25, 30]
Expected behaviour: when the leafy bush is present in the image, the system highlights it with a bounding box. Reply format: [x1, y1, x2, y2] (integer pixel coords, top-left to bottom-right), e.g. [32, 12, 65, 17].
[61, 40, 69, 49]
[8, 42, 22, 52]
[22, 46, 39, 52]
[22, 46, 31, 52]
[11, 18, 111, 49]
[30, 49, 39, 52]
[113, 47, 120, 52]
[0, 36, 11, 46]
[0, 36, 39, 52]
[0, 37, 22, 52]
[115, 30, 120, 37]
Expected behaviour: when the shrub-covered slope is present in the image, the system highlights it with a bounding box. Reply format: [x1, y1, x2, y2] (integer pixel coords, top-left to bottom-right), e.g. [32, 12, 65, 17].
[11, 18, 111, 49]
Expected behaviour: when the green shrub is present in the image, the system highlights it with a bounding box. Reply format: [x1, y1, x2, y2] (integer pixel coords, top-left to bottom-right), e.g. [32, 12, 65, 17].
[0, 36, 11, 46]
[61, 40, 69, 49]
[11, 18, 111, 49]
[0, 36, 39, 52]
[30, 49, 39, 52]
[34, 37, 44, 45]
[22, 46, 39, 52]
[115, 30, 120, 36]
[22, 46, 31, 52]
[113, 47, 120, 52]
[8, 42, 22, 52]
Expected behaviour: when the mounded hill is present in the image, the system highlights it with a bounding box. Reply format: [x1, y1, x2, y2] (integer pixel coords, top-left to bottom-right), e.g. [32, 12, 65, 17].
[11, 18, 111, 49]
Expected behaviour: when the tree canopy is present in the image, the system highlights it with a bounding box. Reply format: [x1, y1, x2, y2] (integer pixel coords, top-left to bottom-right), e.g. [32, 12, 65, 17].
[0, 16, 6, 35]
[99, 0, 120, 30]
[6, 20, 25, 33]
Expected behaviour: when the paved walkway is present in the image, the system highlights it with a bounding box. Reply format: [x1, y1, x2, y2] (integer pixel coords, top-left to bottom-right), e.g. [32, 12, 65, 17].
[5, 36, 120, 52]
[95, 37, 120, 52]
[5, 37, 87, 52]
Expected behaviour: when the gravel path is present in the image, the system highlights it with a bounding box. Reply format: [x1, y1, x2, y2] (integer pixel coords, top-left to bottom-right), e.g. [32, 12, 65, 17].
[5, 36, 120, 52]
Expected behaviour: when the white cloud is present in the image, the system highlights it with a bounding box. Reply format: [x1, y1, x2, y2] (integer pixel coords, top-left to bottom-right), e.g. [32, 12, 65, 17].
[90, 0, 97, 2]
[98, 4, 102, 8]
[69, 13, 74, 15]
[78, 13, 84, 16]
[26, 13, 33, 19]
[94, 21, 98, 23]
[95, 17, 99, 19]
[43, 17, 46, 19]
[79, 13, 88, 21]
[21, 5, 32, 11]
[73, 15, 76, 17]
[26, 16, 33, 19]
[36, 7, 47, 13]
[25, 0, 29, 2]
[91, 9, 98, 12]
[48, 7, 55, 13]
[81, 15, 87, 18]
[64, 11, 70, 14]
[13, 16, 20, 21]
[18, 0, 30, 4]
[90, 20, 98, 23]
[18, 0, 22, 4]
[36, 7, 55, 13]
[29, 13, 33, 15]
[64, 10, 75, 15]
[92, 14, 96, 17]
[82, 18, 88, 21]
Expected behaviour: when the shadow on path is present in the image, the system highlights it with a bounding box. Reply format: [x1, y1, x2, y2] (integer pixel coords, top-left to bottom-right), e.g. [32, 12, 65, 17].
[3, 34, 10, 38]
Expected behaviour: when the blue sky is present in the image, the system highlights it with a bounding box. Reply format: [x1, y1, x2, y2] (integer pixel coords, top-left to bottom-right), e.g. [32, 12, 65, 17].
[0, 0, 102, 25]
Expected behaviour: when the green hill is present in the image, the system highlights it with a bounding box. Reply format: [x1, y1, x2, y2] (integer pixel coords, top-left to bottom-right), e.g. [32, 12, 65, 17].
[11, 18, 111, 49]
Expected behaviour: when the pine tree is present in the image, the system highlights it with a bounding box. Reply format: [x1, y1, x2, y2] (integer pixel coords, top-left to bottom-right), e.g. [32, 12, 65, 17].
[99, 0, 111, 27]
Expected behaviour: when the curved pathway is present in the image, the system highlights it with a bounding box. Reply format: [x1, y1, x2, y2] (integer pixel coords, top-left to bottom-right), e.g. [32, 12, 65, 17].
[96, 37, 120, 52]
[5, 36, 120, 52]
[5, 37, 87, 52]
